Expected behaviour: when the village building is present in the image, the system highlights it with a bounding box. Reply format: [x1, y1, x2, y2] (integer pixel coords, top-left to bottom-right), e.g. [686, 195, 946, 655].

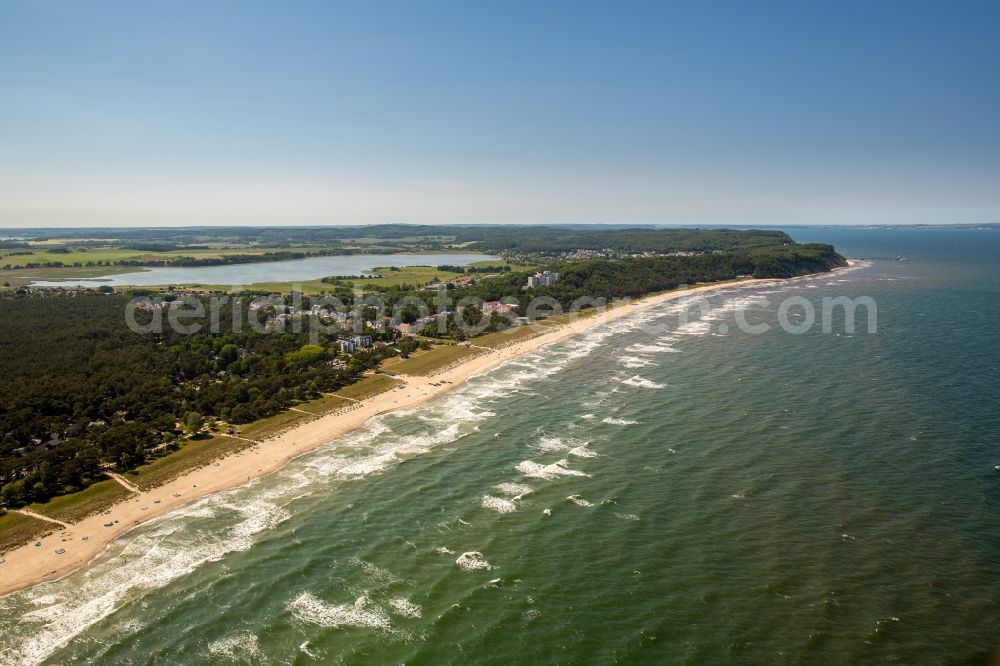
[526, 271, 560, 288]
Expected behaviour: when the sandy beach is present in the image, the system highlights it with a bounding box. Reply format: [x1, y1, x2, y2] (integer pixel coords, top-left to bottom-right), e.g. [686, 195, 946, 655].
[0, 271, 846, 597]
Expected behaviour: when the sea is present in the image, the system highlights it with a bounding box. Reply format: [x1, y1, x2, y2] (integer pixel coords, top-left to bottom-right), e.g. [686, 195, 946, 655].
[1, 228, 999, 664]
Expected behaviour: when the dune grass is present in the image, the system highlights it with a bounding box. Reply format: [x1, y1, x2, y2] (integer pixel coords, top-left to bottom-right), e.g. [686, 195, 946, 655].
[27, 479, 133, 523]
[333, 374, 402, 399]
[235, 408, 319, 441]
[385, 344, 480, 376]
[127, 435, 255, 490]
[296, 375, 402, 414]
[0, 511, 55, 555]
[295, 394, 355, 415]
[472, 325, 549, 348]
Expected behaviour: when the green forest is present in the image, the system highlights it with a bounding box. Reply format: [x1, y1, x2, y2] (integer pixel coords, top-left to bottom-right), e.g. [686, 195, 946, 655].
[367, 241, 846, 339]
[0, 296, 410, 507]
[7, 225, 824, 257]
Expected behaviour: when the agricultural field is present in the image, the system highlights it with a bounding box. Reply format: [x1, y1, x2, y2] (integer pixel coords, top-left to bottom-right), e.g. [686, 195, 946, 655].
[0, 246, 276, 269]
[0, 240, 346, 273]
[0, 265, 140, 289]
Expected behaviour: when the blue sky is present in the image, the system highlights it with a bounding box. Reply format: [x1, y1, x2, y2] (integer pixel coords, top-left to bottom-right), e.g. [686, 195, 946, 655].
[1, 1, 998, 227]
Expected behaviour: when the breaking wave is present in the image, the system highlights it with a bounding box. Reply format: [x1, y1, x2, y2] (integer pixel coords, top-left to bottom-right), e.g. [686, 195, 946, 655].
[287, 593, 398, 634]
[602, 417, 639, 425]
[620, 375, 666, 389]
[481, 496, 518, 513]
[455, 552, 493, 571]
[515, 459, 591, 480]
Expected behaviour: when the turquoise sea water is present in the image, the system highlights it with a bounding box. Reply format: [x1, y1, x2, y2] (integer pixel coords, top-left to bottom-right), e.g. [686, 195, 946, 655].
[1, 228, 999, 664]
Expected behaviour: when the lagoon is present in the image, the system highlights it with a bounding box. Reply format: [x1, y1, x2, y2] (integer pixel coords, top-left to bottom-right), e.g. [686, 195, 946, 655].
[25, 252, 497, 287]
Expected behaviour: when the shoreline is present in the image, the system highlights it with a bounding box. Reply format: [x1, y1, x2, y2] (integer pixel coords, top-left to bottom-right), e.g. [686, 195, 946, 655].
[0, 266, 853, 597]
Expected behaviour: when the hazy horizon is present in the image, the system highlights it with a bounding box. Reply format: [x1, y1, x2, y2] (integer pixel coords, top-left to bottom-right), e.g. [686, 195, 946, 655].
[0, 221, 997, 232]
[2, 1, 998, 227]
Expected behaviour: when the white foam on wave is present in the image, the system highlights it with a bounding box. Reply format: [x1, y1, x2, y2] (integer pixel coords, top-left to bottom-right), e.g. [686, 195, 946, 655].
[620, 375, 666, 389]
[515, 459, 591, 480]
[207, 632, 261, 660]
[495, 482, 533, 497]
[602, 417, 638, 425]
[336, 452, 398, 478]
[568, 444, 599, 458]
[481, 495, 518, 513]
[457, 329, 618, 402]
[389, 598, 422, 619]
[456, 551, 493, 571]
[27, 594, 63, 607]
[295, 397, 493, 483]
[675, 320, 712, 336]
[566, 495, 594, 507]
[615, 512, 640, 521]
[626, 341, 680, 354]
[538, 436, 570, 452]
[620, 355, 658, 368]
[287, 593, 397, 633]
[1, 493, 291, 665]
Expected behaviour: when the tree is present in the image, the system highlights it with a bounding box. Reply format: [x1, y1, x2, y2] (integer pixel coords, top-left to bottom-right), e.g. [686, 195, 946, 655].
[184, 412, 204, 436]
[1, 479, 27, 507]
[219, 343, 239, 366]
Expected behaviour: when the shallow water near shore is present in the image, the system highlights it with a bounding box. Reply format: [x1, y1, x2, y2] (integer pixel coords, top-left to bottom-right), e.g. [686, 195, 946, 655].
[2, 228, 1000, 664]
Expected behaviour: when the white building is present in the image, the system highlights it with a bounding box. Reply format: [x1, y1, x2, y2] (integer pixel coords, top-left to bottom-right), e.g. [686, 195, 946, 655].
[339, 339, 356, 353]
[352, 335, 373, 348]
[527, 271, 560, 288]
